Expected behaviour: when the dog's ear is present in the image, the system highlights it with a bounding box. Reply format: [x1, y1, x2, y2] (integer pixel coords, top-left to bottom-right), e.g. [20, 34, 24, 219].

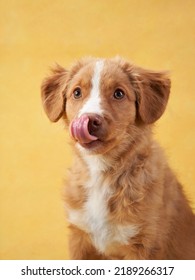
[131, 67, 171, 124]
[120, 59, 171, 124]
[41, 64, 68, 122]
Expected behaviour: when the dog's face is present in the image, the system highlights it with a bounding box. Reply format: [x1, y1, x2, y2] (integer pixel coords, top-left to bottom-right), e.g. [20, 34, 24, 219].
[41, 57, 170, 154]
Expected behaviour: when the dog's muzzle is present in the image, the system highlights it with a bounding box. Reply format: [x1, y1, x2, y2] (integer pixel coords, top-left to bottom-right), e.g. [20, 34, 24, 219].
[70, 114, 102, 144]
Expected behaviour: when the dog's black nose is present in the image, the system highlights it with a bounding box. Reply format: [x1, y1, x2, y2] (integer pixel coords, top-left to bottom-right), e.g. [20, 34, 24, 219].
[88, 114, 102, 136]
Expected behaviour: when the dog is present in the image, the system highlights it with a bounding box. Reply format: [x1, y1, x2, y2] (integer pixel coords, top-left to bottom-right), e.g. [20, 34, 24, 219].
[41, 57, 195, 259]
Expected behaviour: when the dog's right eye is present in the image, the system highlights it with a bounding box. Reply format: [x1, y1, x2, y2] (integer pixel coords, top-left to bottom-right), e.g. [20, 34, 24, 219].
[73, 88, 82, 99]
[113, 89, 125, 100]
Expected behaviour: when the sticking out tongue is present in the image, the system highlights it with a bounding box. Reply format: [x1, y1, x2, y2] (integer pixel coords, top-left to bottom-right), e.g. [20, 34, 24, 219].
[70, 114, 98, 144]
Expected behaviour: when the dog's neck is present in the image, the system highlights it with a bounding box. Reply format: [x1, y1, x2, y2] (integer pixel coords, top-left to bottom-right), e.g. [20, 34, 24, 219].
[74, 126, 153, 179]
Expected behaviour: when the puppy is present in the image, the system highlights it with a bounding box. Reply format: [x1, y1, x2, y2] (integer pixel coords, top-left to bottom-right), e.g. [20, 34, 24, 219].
[41, 57, 195, 259]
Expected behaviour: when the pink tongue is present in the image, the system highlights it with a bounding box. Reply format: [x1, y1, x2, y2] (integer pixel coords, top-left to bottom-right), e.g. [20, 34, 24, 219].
[70, 114, 98, 144]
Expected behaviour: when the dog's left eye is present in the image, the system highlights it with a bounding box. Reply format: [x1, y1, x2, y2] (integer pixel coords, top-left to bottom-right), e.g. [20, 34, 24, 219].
[73, 88, 82, 99]
[113, 89, 125, 100]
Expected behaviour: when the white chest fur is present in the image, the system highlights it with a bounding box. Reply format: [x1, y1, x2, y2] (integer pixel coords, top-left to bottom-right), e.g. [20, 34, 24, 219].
[67, 153, 139, 253]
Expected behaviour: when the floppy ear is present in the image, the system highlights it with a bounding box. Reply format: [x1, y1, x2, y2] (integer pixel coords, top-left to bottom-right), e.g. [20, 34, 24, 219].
[41, 64, 68, 122]
[131, 67, 171, 124]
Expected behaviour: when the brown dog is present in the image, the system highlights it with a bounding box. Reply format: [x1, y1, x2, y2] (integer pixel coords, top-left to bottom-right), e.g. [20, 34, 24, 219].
[41, 57, 195, 259]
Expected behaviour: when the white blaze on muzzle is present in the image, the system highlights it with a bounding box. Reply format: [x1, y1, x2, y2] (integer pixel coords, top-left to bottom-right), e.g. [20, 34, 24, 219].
[70, 60, 105, 144]
[78, 60, 104, 117]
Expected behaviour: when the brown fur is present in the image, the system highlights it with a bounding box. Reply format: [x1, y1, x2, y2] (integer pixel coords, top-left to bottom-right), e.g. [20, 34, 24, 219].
[41, 57, 195, 259]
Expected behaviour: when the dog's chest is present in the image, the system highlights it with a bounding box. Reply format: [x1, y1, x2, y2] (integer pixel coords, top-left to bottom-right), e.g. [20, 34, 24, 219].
[67, 156, 138, 253]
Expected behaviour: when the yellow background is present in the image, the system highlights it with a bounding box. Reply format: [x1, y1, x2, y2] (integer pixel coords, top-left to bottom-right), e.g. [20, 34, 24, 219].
[0, 0, 195, 260]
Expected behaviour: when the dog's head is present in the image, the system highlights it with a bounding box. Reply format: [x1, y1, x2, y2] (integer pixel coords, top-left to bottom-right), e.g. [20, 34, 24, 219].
[41, 57, 170, 154]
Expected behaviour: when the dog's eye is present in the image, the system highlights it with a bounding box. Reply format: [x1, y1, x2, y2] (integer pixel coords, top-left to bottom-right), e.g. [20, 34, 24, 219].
[73, 88, 82, 99]
[113, 89, 125, 100]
